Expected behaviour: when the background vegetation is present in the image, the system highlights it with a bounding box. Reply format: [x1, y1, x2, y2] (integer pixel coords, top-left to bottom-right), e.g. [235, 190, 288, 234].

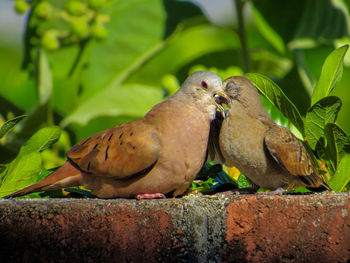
[0, 0, 349, 197]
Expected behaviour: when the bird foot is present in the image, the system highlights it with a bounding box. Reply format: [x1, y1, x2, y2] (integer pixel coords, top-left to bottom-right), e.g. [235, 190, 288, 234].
[135, 193, 166, 200]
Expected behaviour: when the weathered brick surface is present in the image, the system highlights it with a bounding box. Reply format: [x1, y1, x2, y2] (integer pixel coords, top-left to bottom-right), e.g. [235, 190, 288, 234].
[223, 194, 350, 263]
[0, 194, 349, 263]
[0, 199, 182, 263]
[0, 197, 227, 263]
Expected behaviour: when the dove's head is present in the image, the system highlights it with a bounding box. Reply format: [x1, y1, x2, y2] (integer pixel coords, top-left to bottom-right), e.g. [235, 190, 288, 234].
[179, 71, 229, 120]
[223, 76, 262, 109]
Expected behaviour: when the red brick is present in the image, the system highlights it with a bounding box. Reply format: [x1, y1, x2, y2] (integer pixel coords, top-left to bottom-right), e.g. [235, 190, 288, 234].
[0, 200, 181, 263]
[1, 194, 349, 262]
[224, 195, 350, 262]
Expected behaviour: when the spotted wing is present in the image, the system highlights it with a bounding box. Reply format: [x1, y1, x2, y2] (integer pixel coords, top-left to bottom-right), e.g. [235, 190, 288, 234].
[67, 120, 161, 179]
[264, 125, 324, 188]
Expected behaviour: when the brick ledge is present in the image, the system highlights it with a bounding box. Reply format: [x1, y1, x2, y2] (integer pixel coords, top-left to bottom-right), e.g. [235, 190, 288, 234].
[0, 194, 349, 262]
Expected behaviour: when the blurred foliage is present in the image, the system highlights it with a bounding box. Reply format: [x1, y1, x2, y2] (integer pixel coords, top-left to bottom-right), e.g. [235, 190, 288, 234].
[0, 0, 350, 197]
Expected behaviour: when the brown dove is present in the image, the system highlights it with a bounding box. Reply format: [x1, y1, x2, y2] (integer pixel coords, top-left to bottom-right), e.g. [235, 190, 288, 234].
[5, 71, 228, 199]
[211, 76, 329, 193]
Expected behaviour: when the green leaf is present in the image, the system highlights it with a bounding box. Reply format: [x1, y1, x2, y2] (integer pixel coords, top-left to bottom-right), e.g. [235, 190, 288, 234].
[12, 103, 52, 143]
[260, 95, 292, 129]
[162, 0, 205, 38]
[331, 63, 350, 136]
[19, 126, 61, 155]
[293, 187, 312, 193]
[251, 5, 286, 54]
[37, 49, 52, 105]
[305, 96, 342, 150]
[236, 174, 252, 189]
[0, 152, 42, 197]
[294, 46, 335, 95]
[277, 66, 311, 115]
[311, 45, 349, 105]
[324, 123, 350, 174]
[252, 0, 349, 44]
[61, 84, 164, 127]
[79, 0, 207, 97]
[245, 73, 305, 135]
[126, 24, 240, 86]
[293, 0, 349, 41]
[327, 154, 350, 192]
[0, 43, 37, 113]
[0, 126, 61, 195]
[0, 115, 26, 139]
[252, 0, 306, 43]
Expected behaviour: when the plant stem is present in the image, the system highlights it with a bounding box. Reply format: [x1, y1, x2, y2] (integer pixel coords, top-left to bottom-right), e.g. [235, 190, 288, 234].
[68, 39, 91, 78]
[234, 0, 250, 73]
[35, 48, 54, 126]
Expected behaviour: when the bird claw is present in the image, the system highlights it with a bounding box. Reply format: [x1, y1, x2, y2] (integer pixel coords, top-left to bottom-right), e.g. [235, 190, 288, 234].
[135, 193, 166, 200]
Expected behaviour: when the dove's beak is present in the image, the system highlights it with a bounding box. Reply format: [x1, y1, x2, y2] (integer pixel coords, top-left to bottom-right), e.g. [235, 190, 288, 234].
[213, 91, 230, 118]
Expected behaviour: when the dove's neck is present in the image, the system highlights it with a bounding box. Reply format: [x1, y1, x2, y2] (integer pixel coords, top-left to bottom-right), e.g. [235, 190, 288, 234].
[165, 90, 217, 120]
[234, 91, 274, 126]
[229, 97, 274, 127]
[179, 90, 217, 119]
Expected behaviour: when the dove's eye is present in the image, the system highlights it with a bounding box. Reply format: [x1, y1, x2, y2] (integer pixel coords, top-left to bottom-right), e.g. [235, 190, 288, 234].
[201, 81, 208, 89]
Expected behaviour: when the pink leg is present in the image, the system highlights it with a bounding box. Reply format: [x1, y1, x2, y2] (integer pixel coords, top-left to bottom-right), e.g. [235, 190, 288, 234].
[135, 193, 166, 200]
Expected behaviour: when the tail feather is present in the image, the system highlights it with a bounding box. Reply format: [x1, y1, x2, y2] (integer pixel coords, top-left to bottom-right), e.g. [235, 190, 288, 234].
[4, 161, 83, 198]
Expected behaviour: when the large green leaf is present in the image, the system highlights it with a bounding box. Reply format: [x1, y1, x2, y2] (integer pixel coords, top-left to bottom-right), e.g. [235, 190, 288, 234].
[61, 84, 163, 126]
[19, 126, 61, 155]
[0, 152, 42, 197]
[277, 66, 311, 115]
[126, 25, 239, 86]
[294, 45, 335, 94]
[251, 5, 285, 54]
[252, 0, 306, 44]
[0, 115, 26, 140]
[305, 96, 342, 150]
[0, 126, 61, 192]
[327, 154, 350, 192]
[260, 95, 292, 130]
[79, 0, 206, 98]
[311, 45, 348, 105]
[245, 73, 305, 134]
[332, 65, 350, 135]
[324, 123, 350, 174]
[0, 47, 36, 112]
[252, 0, 349, 44]
[293, 0, 349, 41]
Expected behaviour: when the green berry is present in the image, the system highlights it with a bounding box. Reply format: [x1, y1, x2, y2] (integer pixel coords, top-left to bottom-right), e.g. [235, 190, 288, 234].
[41, 30, 60, 51]
[66, 1, 87, 16]
[161, 74, 180, 96]
[96, 14, 110, 23]
[88, 0, 106, 10]
[71, 19, 89, 39]
[14, 0, 30, 14]
[34, 1, 52, 19]
[91, 24, 108, 40]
